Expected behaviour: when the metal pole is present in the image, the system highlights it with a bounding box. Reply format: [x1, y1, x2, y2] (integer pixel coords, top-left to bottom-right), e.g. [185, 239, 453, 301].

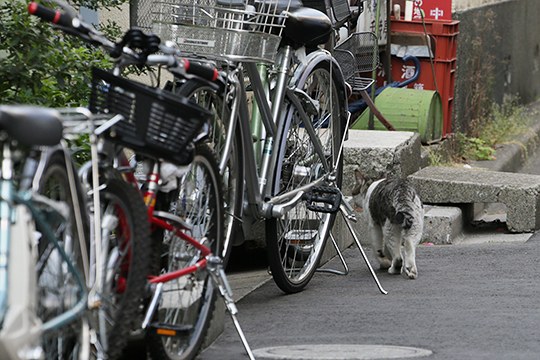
[129, 0, 138, 27]
[368, 0, 383, 130]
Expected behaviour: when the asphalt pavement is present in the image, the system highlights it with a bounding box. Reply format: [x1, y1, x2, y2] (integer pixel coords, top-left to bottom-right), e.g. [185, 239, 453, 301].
[199, 232, 540, 360]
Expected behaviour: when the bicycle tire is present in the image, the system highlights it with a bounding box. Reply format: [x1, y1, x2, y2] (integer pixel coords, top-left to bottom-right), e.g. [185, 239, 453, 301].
[97, 178, 151, 360]
[35, 150, 90, 359]
[146, 143, 224, 360]
[174, 80, 243, 267]
[266, 59, 345, 293]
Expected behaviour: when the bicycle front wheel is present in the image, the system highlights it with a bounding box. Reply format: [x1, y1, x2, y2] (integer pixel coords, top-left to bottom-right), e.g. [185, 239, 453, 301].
[36, 150, 90, 359]
[97, 178, 151, 360]
[147, 144, 224, 360]
[267, 60, 344, 293]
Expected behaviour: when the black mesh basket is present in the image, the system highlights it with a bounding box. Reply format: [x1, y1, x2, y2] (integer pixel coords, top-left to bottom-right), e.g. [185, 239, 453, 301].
[89, 67, 211, 165]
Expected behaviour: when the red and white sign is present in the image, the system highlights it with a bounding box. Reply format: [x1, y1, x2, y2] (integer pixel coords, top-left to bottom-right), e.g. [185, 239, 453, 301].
[412, 0, 452, 21]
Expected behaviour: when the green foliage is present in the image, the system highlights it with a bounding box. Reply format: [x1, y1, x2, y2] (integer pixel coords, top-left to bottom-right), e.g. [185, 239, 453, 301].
[428, 96, 531, 165]
[476, 96, 531, 147]
[0, 1, 125, 107]
[454, 133, 496, 161]
[69, 133, 92, 165]
[74, 0, 127, 10]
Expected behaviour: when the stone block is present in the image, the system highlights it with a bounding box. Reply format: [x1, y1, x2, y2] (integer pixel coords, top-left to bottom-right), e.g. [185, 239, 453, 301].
[422, 206, 464, 245]
[342, 130, 422, 196]
[409, 166, 540, 232]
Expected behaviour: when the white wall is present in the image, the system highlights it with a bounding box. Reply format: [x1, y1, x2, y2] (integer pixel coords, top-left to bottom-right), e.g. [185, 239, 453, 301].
[99, 2, 130, 30]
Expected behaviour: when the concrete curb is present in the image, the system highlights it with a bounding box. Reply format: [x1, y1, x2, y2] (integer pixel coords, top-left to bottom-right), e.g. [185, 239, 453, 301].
[470, 109, 540, 173]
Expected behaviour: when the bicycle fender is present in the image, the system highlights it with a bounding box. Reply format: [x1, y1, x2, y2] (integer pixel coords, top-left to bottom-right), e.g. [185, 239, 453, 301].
[291, 48, 349, 133]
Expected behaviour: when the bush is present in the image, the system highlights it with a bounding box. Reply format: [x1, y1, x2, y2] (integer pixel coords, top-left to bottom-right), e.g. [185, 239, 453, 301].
[0, 1, 125, 107]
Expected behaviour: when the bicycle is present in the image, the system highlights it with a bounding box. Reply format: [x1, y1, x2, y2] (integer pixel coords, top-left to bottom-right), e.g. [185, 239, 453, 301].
[0, 98, 157, 360]
[0, 101, 128, 360]
[138, 0, 351, 293]
[30, 2, 255, 359]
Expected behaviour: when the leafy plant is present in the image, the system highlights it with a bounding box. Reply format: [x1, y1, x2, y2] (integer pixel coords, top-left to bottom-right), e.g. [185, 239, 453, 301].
[0, 1, 126, 107]
[454, 134, 496, 161]
[428, 96, 532, 165]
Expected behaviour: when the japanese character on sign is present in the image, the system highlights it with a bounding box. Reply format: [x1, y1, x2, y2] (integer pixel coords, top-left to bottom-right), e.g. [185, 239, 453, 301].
[412, 0, 452, 21]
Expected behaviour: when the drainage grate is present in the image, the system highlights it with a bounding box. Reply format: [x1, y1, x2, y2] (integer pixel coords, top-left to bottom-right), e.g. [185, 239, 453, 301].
[252, 344, 433, 360]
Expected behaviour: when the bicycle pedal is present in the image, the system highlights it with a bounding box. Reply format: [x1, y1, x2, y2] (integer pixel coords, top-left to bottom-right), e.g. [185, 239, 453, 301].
[148, 322, 192, 337]
[303, 186, 341, 213]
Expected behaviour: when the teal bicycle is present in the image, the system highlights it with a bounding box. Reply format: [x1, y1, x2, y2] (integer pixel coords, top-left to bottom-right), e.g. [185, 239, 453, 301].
[0, 105, 90, 359]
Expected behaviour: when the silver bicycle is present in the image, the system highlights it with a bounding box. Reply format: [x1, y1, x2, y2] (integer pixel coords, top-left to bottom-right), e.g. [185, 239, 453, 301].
[137, 0, 355, 293]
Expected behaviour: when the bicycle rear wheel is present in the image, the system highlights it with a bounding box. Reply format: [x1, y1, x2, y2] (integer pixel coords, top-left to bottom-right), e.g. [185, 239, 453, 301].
[97, 178, 151, 360]
[147, 144, 224, 360]
[174, 80, 243, 267]
[36, 150, 89, 359]
[266, 59, 344, 293]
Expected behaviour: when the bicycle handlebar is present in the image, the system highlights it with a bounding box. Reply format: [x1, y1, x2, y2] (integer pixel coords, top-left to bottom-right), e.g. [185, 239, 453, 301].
[27, 2, 219, 82]
[28, 1, 73, 28]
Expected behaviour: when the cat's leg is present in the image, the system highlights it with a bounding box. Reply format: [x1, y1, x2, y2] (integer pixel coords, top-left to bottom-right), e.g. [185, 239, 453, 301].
[401, 204, 424, 279]
[370, 222, 391, 269]
[385, 223, 402, 275]
[400, 225, 423, 279]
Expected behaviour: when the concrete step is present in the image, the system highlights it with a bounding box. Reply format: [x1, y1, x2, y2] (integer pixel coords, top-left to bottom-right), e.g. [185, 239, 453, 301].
[422, 205, 464, 244]
[409, 166, 540, 232]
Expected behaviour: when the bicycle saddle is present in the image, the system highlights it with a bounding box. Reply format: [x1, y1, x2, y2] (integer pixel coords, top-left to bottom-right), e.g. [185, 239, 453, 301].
[0, 105, 63, 146]
[282, 7, 332, 48]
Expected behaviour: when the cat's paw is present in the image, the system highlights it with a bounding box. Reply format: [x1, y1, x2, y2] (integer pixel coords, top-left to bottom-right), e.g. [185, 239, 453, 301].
[388, 265, 400, 275]
[378, 257, 392, 270]
[402, 266, 418, 279]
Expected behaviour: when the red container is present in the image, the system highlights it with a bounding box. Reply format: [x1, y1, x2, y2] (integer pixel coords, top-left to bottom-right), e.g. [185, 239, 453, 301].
[391, 19, 459, 61]
[384, 18, 459, 136]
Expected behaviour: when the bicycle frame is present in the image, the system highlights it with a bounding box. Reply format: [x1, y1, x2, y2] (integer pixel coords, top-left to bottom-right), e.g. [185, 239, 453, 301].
[125, 157, 255, 359]
[220, 44, 348, 221]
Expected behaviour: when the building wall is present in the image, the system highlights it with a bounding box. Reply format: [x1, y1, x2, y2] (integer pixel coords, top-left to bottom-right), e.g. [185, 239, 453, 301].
[453, 0, 513, 12]
[453, 0, 540, 133]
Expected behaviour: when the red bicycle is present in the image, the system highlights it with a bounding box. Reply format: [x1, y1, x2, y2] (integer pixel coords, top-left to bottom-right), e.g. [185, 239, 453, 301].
[30, 2, 254, 359]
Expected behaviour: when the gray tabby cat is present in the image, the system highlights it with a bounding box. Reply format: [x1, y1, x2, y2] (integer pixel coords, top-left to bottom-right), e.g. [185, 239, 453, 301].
[352, 170, 424, 279]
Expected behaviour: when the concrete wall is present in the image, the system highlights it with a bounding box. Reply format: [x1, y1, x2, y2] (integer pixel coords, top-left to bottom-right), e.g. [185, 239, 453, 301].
[452, 0, 540, 133]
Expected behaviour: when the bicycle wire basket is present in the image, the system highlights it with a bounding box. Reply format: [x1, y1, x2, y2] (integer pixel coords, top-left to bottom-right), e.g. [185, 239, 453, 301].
[334, 32, 379, 92]
[135, 0, 293, 63]
[89, 68, 211, 165]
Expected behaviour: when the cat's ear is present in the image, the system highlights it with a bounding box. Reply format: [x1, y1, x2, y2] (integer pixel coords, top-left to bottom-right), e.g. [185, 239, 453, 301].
[354, 168, 366, 185]
[351, 169, 366, 196]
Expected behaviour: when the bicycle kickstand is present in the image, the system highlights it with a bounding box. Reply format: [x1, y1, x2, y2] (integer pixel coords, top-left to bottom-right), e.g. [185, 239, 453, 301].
[207, 256, 256, 360]
[318, 191, 388, 295]
[339, 198, 388, 295]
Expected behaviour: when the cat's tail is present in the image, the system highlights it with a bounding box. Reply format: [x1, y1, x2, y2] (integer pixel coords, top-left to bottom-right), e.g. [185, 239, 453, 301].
[395, 210, 414, 229]
[392, 182, 420, 230]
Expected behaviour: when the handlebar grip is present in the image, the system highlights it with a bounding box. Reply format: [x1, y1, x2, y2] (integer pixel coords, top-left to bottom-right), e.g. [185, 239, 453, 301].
[28, 2, 73, 28]
[182, 59, 219, 82]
